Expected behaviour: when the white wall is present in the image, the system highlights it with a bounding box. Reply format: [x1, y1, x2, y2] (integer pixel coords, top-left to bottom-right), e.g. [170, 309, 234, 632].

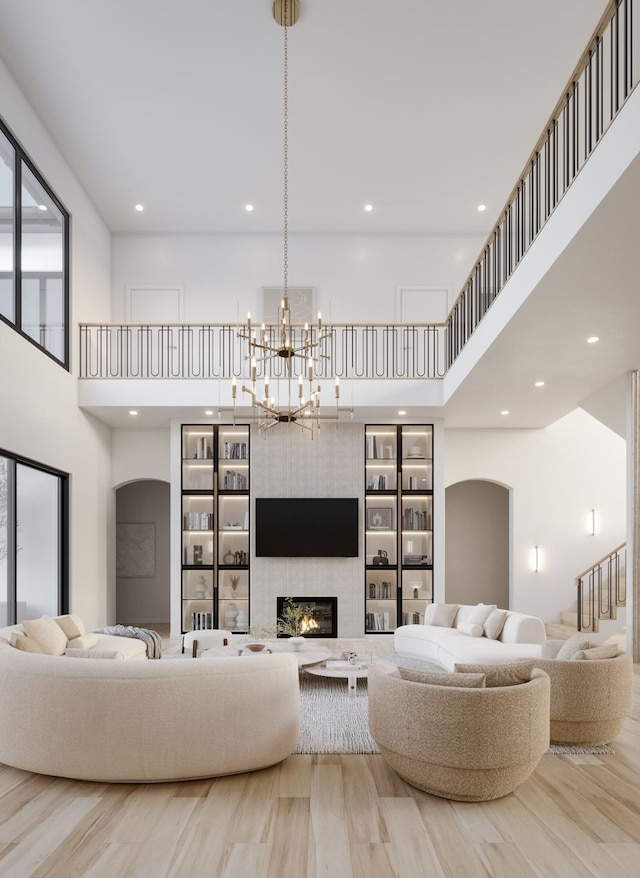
[112, 428, 170, 487]
[0, 55, 114, 629]
[444, 409, 627, 622]
[111, 232, 484, 324]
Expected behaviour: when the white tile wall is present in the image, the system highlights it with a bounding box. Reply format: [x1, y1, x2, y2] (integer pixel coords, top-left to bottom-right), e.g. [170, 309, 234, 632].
[250, 422, 364, 637]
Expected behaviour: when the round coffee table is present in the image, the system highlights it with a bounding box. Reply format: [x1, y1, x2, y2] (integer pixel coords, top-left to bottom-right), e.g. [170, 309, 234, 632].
[305, 658, 369, 695]
[245, 641, 332, 668]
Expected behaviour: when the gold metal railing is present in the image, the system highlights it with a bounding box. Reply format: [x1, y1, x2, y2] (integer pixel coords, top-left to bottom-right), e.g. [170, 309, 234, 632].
[576, 542, 627, 633]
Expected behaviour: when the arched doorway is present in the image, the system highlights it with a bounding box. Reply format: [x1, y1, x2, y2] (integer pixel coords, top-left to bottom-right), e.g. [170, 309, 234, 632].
[115, 479, 170, 626]
[445, 479, 510, 608]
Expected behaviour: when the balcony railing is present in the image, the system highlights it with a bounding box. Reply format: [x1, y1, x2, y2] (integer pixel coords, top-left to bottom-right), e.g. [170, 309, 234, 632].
[447, 0, 638, 367]
[79, 323, 447, 380]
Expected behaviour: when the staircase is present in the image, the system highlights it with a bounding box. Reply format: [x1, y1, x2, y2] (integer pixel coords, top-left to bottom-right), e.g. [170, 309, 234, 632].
[571, 544, 627, 634]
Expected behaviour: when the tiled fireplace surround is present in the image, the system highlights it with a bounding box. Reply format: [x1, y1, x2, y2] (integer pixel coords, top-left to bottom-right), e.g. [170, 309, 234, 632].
[251, 422, 363, 639]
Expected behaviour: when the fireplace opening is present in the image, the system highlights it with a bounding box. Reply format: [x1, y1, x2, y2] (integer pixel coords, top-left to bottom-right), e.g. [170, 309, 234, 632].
[276, 596, 337, 638]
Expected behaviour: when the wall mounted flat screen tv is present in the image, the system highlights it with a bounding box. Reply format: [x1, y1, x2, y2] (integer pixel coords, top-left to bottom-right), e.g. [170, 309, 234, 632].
[255, 498, 359, 557]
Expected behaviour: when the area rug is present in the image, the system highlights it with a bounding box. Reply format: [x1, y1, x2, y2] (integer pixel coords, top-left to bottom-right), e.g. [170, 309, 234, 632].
[295, 668, 616, 756]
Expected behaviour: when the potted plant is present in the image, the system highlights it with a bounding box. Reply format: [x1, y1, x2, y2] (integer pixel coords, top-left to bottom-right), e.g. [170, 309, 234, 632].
[277, 597, 316, 649]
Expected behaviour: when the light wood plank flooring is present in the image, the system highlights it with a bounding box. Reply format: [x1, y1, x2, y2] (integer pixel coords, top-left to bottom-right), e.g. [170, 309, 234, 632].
[0, 651, 638, 876]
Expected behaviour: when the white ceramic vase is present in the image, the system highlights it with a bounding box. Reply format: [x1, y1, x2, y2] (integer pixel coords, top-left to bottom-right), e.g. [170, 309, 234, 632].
[289, 636, 305, 651]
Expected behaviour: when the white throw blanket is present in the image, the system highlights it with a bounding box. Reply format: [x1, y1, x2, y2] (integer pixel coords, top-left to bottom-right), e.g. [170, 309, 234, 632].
[92, 625, 162, 659]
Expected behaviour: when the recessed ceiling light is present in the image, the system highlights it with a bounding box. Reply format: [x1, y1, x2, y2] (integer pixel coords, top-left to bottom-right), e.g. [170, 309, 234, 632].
[477, 204, 487, 212]
[534, 380, 545, 387]
[134, 204, 144, 212]
[204, 410, 214, 416]
[398, 410, 406, 416]
[500, 410, 509, 416]
[129, 410, 138, 416]
[245, 204, 254, 212]
[587, 336, 599, 344]
[364, 204, 373, 212]
[38, 204, 48, 211]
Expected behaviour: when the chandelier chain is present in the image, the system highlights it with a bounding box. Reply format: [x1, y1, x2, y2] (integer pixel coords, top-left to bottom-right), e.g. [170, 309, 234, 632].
[283, 3, 289, 297]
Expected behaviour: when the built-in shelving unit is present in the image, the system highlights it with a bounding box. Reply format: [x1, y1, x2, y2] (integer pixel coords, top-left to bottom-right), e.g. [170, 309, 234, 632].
[364, 425, 433, 633]
[180, 424, 250, 633]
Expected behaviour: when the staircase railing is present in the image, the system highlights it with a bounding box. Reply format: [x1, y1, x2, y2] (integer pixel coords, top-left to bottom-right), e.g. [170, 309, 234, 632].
[576, 543, 627, 632]
[447, 0, 638, 367]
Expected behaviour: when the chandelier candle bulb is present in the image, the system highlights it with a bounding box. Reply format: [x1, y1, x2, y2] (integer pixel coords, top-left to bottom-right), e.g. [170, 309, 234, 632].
[335, 376, 340, 398]
[231, 376, 237, 399]
[251, 358, 257, 381]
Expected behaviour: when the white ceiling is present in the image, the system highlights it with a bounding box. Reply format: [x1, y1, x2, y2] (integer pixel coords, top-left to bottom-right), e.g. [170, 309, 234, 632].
[2, 0, 636, 433]
[0, 0, 609, 235]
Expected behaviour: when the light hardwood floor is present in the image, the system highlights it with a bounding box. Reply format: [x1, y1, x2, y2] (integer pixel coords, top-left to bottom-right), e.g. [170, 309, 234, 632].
[0, 650, 638, 877]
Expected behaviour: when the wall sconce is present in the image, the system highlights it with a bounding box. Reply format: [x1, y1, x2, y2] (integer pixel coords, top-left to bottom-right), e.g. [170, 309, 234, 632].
[588, 508, 596, 536]
[532, 545, 540, 573]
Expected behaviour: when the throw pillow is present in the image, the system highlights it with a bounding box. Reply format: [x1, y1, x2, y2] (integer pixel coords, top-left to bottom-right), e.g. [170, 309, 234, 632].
[9, 632, 44, 654]
[454, 660, 536, 687]
[483, 608, 508, 640]
[424, 603, 459, 628]
[55, 614, 85, 640]
[399, 668, 486, 688]
[457, 620, 484, 638]
[466, 603, 497, 626]
[23, 616, 68, 656]
[556, 634, 592, 661]
[540, 639, 565, 659]
[571, 644, 622, 661]
[67, 633, 99, 650]
[64, 648, 125, 660]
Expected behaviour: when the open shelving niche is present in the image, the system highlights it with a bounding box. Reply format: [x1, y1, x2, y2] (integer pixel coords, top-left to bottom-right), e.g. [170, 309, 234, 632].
[364, 425, 434, 633]
[180, 424, 250, 634]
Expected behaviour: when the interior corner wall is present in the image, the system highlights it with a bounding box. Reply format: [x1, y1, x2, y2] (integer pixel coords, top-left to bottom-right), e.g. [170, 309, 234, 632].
[444, 409, 627, 623]
[0, 54, 114, 629]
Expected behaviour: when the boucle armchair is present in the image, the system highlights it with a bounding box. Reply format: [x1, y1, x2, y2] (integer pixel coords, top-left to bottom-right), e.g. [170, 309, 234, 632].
[368, 662, 550, 801]
[534, 652, 633, 744]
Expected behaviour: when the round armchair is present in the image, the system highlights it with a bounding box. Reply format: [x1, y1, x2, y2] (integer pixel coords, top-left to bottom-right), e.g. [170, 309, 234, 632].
[368, 663, 550, 802]
[534, 653, 633, 745]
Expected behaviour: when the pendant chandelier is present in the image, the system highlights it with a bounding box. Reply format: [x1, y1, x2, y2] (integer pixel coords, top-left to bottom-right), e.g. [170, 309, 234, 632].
[231, 0, 352, 435]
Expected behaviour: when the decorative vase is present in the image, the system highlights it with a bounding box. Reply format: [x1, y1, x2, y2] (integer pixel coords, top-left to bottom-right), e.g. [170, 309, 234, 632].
[236, 609, 248, 629]
[288, 636, 305, 651]
[224, 602, 239, 629]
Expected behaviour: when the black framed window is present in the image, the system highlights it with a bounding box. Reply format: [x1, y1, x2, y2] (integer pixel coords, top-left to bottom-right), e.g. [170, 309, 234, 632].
[0, 451, 68, 626]
[0, 118, 69, 368]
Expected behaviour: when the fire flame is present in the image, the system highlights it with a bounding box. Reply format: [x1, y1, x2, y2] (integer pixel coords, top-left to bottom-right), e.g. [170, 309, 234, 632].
[301, 615, 319, 634]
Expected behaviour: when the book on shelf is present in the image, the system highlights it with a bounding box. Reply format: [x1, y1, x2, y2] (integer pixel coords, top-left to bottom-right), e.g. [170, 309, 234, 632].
[402, 611, 425, 625]
[191, 611, 213, 630]
[365, 611, 391, 631]
[223, 442, 248, 460]
[222, 469, 248, 490]
[402, 507, 430, 531]
[368, 580, 394, 599]
[403, 553, 430, 565]
[183, 511, 214, 530]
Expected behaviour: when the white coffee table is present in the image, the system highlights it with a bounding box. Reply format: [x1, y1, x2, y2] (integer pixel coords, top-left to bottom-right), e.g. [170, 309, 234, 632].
[260, 640, 332, 667]
[305, 658, 369, 695]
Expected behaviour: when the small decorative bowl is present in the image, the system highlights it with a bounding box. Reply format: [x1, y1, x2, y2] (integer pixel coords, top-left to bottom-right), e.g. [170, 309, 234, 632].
[245, 643, 266, 652]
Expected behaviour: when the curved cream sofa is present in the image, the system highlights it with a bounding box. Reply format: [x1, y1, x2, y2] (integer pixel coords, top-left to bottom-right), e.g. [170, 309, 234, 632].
[534, 653, 633, 744]
[368, 662, 550, 801]
[394, 605, 546, 670]
[0, 625, 300, 783]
